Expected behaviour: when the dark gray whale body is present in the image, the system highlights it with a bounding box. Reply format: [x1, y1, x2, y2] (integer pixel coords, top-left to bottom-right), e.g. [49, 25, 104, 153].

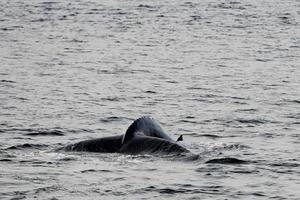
[62, 116, 190, 155]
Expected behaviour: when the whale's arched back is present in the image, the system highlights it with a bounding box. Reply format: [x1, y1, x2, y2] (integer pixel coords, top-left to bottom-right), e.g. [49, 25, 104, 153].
[60, 116, 190, 156]
[122, 116, 173, 145]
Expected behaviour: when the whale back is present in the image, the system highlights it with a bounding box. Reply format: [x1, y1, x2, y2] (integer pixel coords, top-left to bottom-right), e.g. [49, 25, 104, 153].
[62, 135, 123, 153]
[122, 116, 173, 145]
[120, 136, 189, 155]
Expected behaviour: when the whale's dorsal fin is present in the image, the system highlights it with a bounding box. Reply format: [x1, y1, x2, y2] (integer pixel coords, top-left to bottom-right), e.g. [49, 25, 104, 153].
[176, 135, 183, 142]
[122, 116, 173, 145]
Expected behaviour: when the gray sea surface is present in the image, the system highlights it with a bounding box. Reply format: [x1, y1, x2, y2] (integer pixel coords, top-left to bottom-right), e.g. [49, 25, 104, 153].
[0, 0, 299, 199]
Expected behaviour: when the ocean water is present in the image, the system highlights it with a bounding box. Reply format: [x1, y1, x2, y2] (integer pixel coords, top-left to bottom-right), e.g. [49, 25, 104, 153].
[0, 0, 299, 199]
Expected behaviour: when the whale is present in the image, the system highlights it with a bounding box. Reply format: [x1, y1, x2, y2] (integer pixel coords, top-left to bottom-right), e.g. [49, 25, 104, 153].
[62, 116, 190, 155]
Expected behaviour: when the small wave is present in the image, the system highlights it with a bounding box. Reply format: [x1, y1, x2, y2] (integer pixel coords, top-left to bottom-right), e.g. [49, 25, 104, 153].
[278, 14, 297, 25]
[25, 130, 64, 136]
[230, 170, 258, 174]
[67, 128, 96, 134]
[0, 159, 13, 162]
[0, 79, 16, 83]
[197, 134, 222, 138]
[269, 162, 299, 168]
[221, 144, 250, 150]
[142, 186, 192, 194]
[285, 113, 300, 120]
[185, 132, 227, 139]
[100, 116, 133, 123]
[159, 188, 190, 194]
[224, 117, 281, 126]
[55, 157, 76, 162]
[137, 4, 158, 9]
[235, 118, 267, 125]
[206, 157, 248, 164]
[213, 2, 246, 10]
[0, 128, 65, 136]
[206, 143, 250, 151]
[178, 119, 199, 124]
[186, 86, 210, 91]
[140, 185, 223, 195]
[285, 99, 300, 104]
[100, 97, 124, 102]
[235, 108, 258, 113]
[81, 169, 112, 173]
[6, 143, 48, 150]
[144, 90, 157, 94]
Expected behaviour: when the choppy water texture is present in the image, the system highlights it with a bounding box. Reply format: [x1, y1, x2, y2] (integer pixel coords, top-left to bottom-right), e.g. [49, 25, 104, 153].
[1, 0, 300, 199]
